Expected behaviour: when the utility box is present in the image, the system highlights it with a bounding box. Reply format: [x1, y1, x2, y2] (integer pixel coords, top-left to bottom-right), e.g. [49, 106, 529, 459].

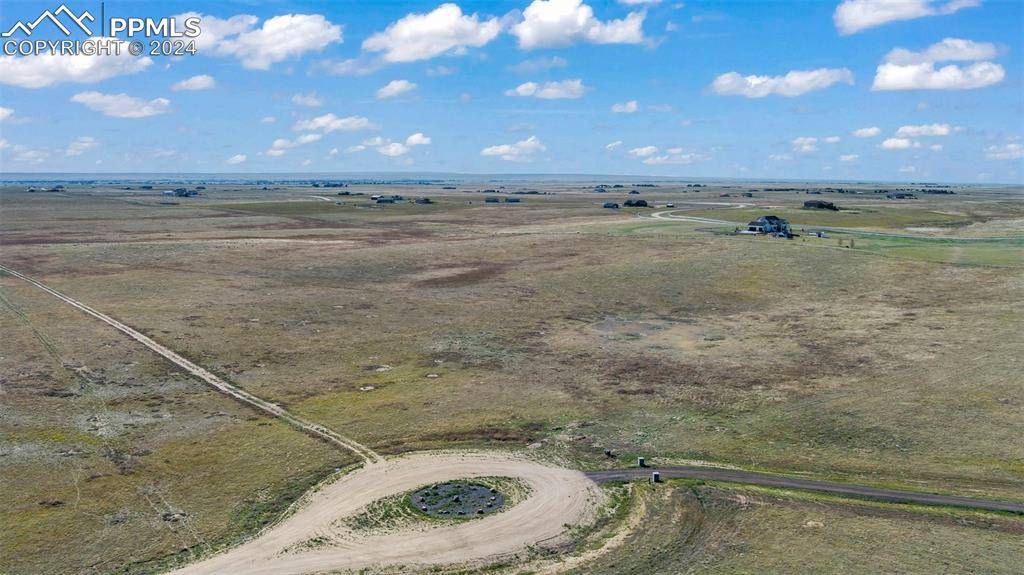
[651, 471, 661, 483]
[637, 457, 646, 468]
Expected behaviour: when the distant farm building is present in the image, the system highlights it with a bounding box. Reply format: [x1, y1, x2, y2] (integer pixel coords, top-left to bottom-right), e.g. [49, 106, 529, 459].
[504, 197, 521, 203]
[485, 197, 501, 203]
[804, 200, 838, 210]
[746, 215, 791, 236]
[602, 202, 620, 209]
[623, 199, 648, 207]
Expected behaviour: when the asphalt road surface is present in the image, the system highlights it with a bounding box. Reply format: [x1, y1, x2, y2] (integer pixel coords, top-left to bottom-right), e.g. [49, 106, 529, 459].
[587, 466, 1024, 514]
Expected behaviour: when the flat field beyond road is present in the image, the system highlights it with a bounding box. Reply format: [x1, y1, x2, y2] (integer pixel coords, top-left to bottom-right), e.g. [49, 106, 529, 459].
[2, 181, 1022, 574]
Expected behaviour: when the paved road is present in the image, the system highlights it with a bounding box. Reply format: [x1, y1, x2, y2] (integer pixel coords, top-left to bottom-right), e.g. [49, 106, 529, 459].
[0, 264, 381, 464]
[587, 466, 1024, 514]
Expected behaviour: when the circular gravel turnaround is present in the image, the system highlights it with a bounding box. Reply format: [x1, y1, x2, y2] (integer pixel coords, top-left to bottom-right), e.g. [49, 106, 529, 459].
[171, 451, 602, 575]
[412, 481, 506, 518]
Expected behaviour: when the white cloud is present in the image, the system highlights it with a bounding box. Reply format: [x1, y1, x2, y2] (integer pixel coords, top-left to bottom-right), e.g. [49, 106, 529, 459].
[840, 154, 859, 162]
[792, 137, 818, 153]
[929, 144, 943, 151]
[261, 116, 277, 124]
[70, 92, 171, 118]
[643, 153, 708, 165]
[873, 38, 1004, 91]
[900, 165, 917, 173]
[605, 140, 623, 150]
[10, 145, 49, 164]
[302, 159, 313, 167]
[376, 79, 418, 99]
[834, 0, 980, 35]
[512, 0, 645, 50]
[217, 14, 342, 70]
[611, 100, 639, 113]
[881, 137, 920, 150]
[226, 154, 247, 164]
[895, 123, 956, 137]
[405, 132, 432, 146]
[509, 56, 569, 74]
[0, 38, 151, 88]
[884, 38, 998, 65]
[620, 0, 661, 4]
[426, 65, 458, 76]
[628, 146, 659, 157]
[0, 138, 8, 150]
[648, 104, 674, 112]
[292, 92, 324, 107]
[363, 3, 502, 63]
[0, 107, 12, 122]
[172, 75, 216, 91]
[174, 12, 258, 53]
[292, 113, 374, 133]
[874, 61, 1003, 91]
[711, 68, 854, 98]
[266, 133, 322, 156]
[65, 136, 98, 156]
[346, 145, 367, 153]
[824, 136, 841, 144]
[377, 142, 410, 157]
[329, 148, 339, 156]
[506, 79, 587, 99]
[853, 126, 881, 137]
[985, 143, 1024, 160]
[769, 153, 792, 161]
[480, 135, 546, 161]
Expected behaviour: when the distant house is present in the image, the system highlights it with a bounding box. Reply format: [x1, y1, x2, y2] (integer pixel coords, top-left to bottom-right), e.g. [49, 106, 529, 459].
[747, 215, 791, 235]
[485, 197, 501, 203]
[623, 199, 648, 207]
[628, 190, 640, 195]
[504, 197, 521, 203]
[602, 202, 620, 209]
[886, 192, 918, 200]
[376, 198, 395, 204]
[804, 200, 838, 210]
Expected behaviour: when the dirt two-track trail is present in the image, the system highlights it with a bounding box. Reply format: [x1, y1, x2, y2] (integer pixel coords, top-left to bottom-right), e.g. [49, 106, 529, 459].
[0, 264, 381, 464]
[3, 263, 1021, 574]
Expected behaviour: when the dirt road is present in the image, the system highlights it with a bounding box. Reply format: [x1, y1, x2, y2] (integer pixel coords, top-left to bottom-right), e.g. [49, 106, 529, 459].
[0, 264, 380, 464]
[170, 451, 601, 575]
[588, 467, 1024, 513]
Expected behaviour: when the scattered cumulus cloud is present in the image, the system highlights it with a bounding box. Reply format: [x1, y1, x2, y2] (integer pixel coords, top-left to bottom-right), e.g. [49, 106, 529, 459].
[172, 74, 216, 91]
[643, 152, 709, 165]
[212, 14, 342, 70]
[292, 113, 374, 133]
[226, 154, 247, 164]
[985, 143, 1024, 160]
[0, 38, 151, 88]
[405, 132, 432, 146]
[0, 107, 13, 123]
[834, 0, 980, 35]
[853, 126, 881, 137]
[512, 0, 645, 50]
[266, 133, 322, 156]
[376, 79, 418, 99]
[261, 116, 277, 124]
[65, 136, 98, 156]
[711, 68, 854, 98]
[292, 92, 324, 107]
[506, 79, 587, 99]
[363, 3, 502, 63]
[480, 135, 546, 161]
[873, 38, 1004, 91]
[628, 146, 659, 157]
[769, 153, 792, 161]
[508, 56, 569, 74]
[611, 100, 639, 113]
[824, 136, 841, 143]
[840, 154, 859, 162]
[70, 92, 171, 118]
[792, 136, 818, 153]
[605, 140, 623, 150]
[895, 123, 957, 137]
[881, 137, 920, 150]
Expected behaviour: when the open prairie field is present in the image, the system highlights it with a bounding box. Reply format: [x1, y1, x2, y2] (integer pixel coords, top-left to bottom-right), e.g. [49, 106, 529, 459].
[2, 180, 1022, 574]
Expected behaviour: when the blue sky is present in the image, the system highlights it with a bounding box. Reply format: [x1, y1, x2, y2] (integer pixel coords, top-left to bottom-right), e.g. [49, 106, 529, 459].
[0, 0, 1021, 182]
